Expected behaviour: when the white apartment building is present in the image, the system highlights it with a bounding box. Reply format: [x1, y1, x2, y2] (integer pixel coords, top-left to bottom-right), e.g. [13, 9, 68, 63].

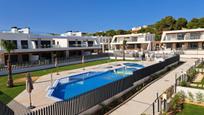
[0, 28, 101, 65]
[131, 25, 147, 33]
[98, 36, 112, 52]
[161, 28, 204, 50]
[60, 31, 84, 37]
[9, 27, 30, 34]
[111, 33, 155, 51]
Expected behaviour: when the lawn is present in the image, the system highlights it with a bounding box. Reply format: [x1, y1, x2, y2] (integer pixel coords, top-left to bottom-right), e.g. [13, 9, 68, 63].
[0, 59, 118, 104]
[176, 103, 204, 115]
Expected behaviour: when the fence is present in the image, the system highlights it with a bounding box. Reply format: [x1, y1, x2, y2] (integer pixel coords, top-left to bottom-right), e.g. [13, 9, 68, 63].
[0, 101, 14, 115]
[142, 58, 202, 115]
[0, 53, 109, 75]
[109, 51, 174, 60]
[142, 86, 175, 115]
[0, 53, 109, 71]
[25, 55, 180, 115]
[175, 58, 202, 85]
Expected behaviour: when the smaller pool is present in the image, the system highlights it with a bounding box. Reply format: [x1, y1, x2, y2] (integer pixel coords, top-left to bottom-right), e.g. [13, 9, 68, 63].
[123, 63, 144, 68]
[48, 63, 144, 101]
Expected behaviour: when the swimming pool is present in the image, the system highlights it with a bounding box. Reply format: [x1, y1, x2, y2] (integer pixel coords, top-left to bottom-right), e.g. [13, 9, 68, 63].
[48, 63, 144, 101]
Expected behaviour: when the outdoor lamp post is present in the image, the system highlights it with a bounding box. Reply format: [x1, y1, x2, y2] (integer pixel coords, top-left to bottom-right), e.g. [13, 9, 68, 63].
[26, 72, 35, 109]
[82, 54, 85, 70]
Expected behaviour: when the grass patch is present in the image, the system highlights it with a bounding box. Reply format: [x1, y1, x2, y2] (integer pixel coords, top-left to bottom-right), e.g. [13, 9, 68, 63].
[0, 59, 118, 104]
[177, 103, 204, 115]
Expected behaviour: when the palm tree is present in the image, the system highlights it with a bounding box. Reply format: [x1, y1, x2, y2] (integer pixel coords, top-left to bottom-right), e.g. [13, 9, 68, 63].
[0, 40, 16, 87]
[122, 40, 127, 61]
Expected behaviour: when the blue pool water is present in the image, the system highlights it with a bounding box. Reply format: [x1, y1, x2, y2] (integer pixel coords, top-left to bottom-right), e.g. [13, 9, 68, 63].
[50, 63, 144, 100]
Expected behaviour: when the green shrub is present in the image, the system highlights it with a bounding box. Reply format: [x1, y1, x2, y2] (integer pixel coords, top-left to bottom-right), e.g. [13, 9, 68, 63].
[187, 68, 197, 82]
[196, 92, 203, 103]
[188, 92, 194, 102]
[180, 80, 188, 86]
[178, 91, 186, 102]
[170, 91, 185, 113]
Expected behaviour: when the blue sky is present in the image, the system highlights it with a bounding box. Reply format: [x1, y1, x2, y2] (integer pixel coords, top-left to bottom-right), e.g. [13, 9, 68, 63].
[0, 0, 203, 33]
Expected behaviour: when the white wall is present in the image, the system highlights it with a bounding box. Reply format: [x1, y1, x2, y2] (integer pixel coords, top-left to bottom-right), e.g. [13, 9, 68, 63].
[0, 33, 29, 50]
[177, 86, 204, 101]
[53, 38, 68, 48]
[200, 32, 204, 39]
[61, 32, 82, 37]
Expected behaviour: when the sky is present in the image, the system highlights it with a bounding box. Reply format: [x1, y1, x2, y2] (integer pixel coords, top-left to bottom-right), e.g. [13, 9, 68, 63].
[0, 0, 203, 33]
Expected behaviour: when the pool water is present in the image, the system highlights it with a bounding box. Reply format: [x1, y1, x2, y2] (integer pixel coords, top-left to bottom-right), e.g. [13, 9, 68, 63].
[50, 63, 144, 100]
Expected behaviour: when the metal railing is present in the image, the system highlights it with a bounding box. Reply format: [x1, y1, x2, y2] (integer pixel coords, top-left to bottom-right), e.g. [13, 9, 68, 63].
[142, 58, 202, 115]
[175, 58, 202, 87]
[142, 86, 175, 115]
[25, 55, 180, 115]
[0, 53, 109, 72]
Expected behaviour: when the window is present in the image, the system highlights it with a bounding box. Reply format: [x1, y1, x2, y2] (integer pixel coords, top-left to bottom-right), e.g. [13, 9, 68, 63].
[202, 42, 204, 49]
[136, 44, 141, 49]
[176, 43, 183, 49]
[41, 41, 51, 48]
[132, 37, 138, 42]
[5, 40, 17, 49]
[69, 41, 75, 47]
[21, 40, 28, 49]
[166, 34, 177, 41]
[188, 42, 198, 49]
[124, 37, 129, 41]
[190, 32, 201, 40]
[88, 41, 93, 47]
[77, 41, 81, 47]
[177, 33, 185, 40]
[114, 37, 117, 42]
[127, 44, 134, 49]
[52, 40, 55, 45]
[13, 40, 17, 49]
[166, 43, 172, 49]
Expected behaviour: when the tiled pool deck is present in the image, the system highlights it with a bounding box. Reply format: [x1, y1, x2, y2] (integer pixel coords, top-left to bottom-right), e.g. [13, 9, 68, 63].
[8, 61, 154, 114]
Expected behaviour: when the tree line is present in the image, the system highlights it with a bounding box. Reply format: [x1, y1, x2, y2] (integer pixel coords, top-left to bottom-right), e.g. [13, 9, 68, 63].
[92, 16, 204, 41]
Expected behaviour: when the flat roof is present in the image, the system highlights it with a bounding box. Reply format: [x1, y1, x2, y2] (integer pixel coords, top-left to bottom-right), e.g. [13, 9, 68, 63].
[0, 32, 99, 40]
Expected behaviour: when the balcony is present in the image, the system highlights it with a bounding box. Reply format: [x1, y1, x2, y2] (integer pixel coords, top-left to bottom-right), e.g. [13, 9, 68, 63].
[165, 33, 202, 41]
[0, 44, 101, 54]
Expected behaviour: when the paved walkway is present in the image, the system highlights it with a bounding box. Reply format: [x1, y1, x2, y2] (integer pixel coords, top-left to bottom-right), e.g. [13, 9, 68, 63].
[110, 58, 196, 115]
[8, 60, 154, 115]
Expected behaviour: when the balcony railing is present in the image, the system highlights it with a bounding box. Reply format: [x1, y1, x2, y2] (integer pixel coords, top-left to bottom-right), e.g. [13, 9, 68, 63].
[30, 44, 100, 49]
[113, 38, 151, 43]
[0, 53, 109, 72]
[165, 34, 202, 41]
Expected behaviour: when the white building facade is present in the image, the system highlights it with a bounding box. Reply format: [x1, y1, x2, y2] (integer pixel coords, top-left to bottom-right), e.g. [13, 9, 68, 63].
[0, 28, 101, 65]
[161, 28, 204, 50]
[98, 36, 112, 52]
[111, 33, 155, 51]
[60, 31, 83, 37]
